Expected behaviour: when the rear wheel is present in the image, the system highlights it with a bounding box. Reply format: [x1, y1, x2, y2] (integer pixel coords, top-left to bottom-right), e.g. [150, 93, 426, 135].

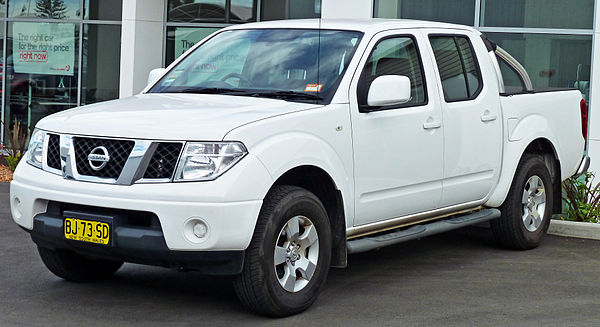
[233, 185, 332, 317]
[491, 154, 554, 250]
[38, 247, 123, 282]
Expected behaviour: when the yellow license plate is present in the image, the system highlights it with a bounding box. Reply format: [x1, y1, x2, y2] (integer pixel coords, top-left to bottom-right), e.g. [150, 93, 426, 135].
[64, 218, 110, 245]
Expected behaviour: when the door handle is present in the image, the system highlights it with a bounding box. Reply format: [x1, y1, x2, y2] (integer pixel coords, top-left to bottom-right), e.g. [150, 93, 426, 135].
[481, 111, 497, 122]
[423, 120, 442, 130]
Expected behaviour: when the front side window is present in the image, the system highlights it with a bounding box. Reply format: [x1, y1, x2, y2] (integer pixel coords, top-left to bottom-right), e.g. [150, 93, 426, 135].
[151, 29, 363, 104]
[357, 36, 427, 110]
[430, 35, 483, 102]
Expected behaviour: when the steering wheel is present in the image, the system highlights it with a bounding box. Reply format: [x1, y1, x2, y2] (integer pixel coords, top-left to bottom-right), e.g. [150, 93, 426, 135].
[220, 73, 251, 86]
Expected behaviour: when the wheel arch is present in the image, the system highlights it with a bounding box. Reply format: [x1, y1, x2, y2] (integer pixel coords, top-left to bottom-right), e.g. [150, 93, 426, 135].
[269, 165, 348, 268]
[486, 137, 561, 213]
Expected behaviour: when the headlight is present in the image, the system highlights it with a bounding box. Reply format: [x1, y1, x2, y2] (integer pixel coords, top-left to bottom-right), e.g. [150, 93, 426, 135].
[174, 142, 247, 181]
[26, 129, 45, 169]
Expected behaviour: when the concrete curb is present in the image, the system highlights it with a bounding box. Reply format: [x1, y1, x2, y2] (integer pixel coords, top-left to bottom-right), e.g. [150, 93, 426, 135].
[548, 219, 600, 240]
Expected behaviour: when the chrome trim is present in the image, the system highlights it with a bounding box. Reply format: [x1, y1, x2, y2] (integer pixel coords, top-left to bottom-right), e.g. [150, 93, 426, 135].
[43, 132, 185, 185]
[489, 51, 505, 94]
[347, 201, 485, 238]
[573, 156, 591, 178]
[116, 140, 153, 185]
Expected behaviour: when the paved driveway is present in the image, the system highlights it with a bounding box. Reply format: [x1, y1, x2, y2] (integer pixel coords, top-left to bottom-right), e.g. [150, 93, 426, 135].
[1, 183, 599, 326]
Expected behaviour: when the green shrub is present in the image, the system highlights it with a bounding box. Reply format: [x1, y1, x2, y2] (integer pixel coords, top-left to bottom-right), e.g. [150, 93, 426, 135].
[5, 154, 20, 172]
[562, 172, 600, 223]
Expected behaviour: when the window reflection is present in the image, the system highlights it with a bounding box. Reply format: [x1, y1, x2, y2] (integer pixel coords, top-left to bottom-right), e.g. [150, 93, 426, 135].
[82, 24, 121, 105]
[5, 22, 78, 137]
[374, 0, 475, 26]
[9, 0, 81, 19]
[483, 0, 593, 29]
[485, 33, 592, 101]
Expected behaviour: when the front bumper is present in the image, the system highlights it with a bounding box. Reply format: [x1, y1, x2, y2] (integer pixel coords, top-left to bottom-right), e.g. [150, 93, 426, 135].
[27, 211, 244, 274]
[10, 154, 274, 252]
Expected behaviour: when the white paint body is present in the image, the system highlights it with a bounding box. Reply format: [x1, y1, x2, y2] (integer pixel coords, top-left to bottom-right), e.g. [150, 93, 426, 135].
[10, 19, 586, 252]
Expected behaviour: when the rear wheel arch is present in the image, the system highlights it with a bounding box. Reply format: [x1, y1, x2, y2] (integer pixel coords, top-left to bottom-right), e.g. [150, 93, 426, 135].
[520, 138, 562, 214]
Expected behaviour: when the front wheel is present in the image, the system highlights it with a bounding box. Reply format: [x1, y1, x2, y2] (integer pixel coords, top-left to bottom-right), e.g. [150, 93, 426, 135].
[491, 154, 554, 250]
[233, 185, 332, 317]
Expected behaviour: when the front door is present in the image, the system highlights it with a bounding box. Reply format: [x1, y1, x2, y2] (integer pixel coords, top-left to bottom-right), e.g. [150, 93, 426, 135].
[350, 30, 445, 226]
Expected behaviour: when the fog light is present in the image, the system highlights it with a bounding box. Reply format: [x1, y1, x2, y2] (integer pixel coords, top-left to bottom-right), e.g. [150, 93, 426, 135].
[184, 218, 209, 243]
[11, 196, 22, 221]
[193, 221, 208, 238]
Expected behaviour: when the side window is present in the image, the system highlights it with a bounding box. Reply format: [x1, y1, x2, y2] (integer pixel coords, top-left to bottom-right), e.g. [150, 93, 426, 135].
[358, 36, 427, 109]
[497, 57, 527, 94]
[429, 35, 483, 102]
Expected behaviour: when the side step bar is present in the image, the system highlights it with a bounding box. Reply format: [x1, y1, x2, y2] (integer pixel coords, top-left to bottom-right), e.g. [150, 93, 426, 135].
[347, 208, 501, 254]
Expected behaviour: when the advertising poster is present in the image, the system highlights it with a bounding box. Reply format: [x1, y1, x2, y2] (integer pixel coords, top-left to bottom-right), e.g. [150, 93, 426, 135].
[174, 27, 220, 59]
[13, 22, 75, 76]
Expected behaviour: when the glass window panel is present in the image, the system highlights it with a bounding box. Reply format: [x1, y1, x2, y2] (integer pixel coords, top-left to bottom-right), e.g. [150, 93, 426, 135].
[82, 24, 120, 105]
[0, 0, 6, 18]
[165, 26, 221, 65]
[482, 0, 594, 29]
[84, 0, 122, 21]
[485, 33, 592, 102]
[455, 37, 482, 97]
[358, 37, 426, 108]
[230, 0, 256, 23]
[430, 36, 468, 101]
[5, 22, 79, 140]
[167, 0, 226, 23]
[9, 0, 81, 19]
[497, 58, 526, 94]
[374, 0, 475, 26]
[261, 0, 321, 21]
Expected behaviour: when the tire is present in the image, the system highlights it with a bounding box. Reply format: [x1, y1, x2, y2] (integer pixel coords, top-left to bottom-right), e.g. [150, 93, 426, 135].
[233, 185, 332, 317]
[38, 247, 123, 282]
[491, 154, 554, 250]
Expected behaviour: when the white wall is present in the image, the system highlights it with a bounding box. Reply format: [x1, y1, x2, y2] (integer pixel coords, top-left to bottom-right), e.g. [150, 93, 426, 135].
[587, 0, 600, 172]
[119, 0, 165, 98]
[321, 0, 372, 19]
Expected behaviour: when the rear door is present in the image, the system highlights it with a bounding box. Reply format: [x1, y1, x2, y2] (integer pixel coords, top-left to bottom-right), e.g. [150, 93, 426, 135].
[426, 30, 503, 207]
[349, 30, 445, 226]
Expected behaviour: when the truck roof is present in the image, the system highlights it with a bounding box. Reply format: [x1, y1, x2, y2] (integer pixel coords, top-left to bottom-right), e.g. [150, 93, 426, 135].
[226, 18, 479, 35]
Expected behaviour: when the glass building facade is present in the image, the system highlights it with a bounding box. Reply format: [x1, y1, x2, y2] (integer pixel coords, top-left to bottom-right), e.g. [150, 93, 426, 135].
[374, 0, 594, 103]
[0, 0, 122, 142]
[164, 0, 321, 65]
[3, 0, 599, 158]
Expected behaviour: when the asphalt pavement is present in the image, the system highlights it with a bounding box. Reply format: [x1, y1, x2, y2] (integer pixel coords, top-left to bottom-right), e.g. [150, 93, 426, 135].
[1, 182, 599, 326]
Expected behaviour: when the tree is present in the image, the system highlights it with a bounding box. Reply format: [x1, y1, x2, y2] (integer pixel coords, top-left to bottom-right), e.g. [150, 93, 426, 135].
[35, 0, 68, 19]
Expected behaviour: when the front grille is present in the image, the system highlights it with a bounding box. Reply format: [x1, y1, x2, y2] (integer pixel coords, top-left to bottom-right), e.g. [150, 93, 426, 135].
[73, 137, 135, 179]
[144, 142, 183, 179]
[46, 134, 61, 170]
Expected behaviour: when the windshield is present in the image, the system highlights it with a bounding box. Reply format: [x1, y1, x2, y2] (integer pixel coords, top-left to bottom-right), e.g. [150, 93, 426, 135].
[150, 29, 363, 103]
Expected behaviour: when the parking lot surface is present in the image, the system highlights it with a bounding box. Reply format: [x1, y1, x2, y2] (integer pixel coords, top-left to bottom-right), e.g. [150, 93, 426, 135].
[1, 183, 599, 326]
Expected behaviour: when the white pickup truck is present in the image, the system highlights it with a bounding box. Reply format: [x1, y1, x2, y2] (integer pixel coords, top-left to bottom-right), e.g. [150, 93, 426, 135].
[11, 19, 589, 316]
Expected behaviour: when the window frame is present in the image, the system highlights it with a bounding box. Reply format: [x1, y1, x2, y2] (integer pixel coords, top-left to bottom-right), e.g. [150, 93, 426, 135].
[428, 33, 484, 103]
[357, 34, 429, 113]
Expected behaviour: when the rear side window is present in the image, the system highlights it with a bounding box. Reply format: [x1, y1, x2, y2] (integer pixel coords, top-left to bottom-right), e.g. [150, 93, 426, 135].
[429, 35, 483, 102]
[357, 36, 427, 110]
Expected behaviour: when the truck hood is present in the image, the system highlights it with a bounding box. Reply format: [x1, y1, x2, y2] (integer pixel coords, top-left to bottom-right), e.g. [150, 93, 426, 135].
[37, 93, 320, 140]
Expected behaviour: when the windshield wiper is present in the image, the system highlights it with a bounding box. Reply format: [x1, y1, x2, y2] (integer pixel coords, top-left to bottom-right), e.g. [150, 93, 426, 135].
[245, 91, 323, 101]
[168, 87, 249, 95]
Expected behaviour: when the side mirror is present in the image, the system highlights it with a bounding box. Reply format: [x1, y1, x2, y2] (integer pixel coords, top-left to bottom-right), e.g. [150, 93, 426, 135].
[147, 68, 167, 87]
[367, 75, 412, 107]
